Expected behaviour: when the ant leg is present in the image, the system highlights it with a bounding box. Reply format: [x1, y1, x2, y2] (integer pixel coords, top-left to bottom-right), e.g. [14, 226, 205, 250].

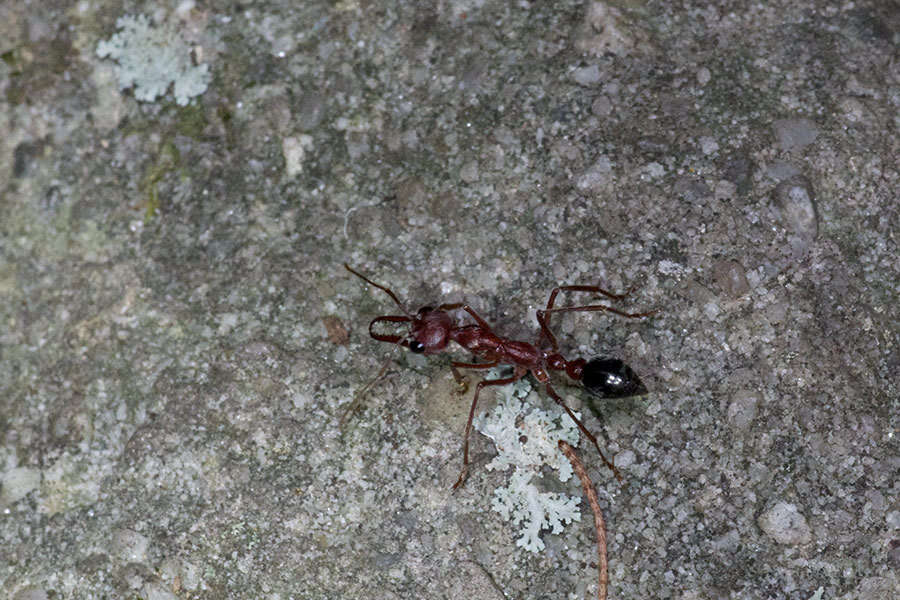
[544, 304, 657, 319]
[546, 284, 633, 312]
[537, 283, 644, 351]
[437, 303, 492, 329]
[453, 366, 527, 490]
[544, 383, 625, 484]
[536, 309, 562, 353]
[450, 359, 499, 394]
[537, 303, 657, 352]
[340, 357, 394, 426]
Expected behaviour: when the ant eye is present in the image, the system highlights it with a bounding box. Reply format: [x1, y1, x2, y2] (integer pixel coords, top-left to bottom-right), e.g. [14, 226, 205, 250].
[408, 340, 425, 353]
[417, 306, 433, 316]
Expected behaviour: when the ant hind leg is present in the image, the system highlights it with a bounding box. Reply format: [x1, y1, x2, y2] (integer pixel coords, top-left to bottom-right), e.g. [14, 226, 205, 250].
[544, 383, 625, 484]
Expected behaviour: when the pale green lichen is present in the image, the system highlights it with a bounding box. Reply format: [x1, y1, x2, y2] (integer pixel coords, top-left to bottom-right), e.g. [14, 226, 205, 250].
[474, 372, 582, 553]
[97, 14, 210, 105]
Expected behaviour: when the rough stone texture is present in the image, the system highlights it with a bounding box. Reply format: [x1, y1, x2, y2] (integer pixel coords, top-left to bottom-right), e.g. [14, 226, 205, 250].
[1, 1, 897, 599]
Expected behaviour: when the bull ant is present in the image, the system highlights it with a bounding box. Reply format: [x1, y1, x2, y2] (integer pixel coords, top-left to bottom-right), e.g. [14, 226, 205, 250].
[343, 263, 655, 489]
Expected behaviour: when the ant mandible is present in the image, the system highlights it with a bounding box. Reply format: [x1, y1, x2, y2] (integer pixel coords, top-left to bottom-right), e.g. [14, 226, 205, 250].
[344, 263, 655, 489]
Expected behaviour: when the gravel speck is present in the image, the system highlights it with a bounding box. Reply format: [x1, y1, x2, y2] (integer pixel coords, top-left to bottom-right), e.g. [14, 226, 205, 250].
[726, 390, 759, 430]
[773, 174, 818, 240]
[572, 64, 602, 86]
[712, 259, 750, 299]
[758, 502, 812, 545]
[772, 118, 820, 151]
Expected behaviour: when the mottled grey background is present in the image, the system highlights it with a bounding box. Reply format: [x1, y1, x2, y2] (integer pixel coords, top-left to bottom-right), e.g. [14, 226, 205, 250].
[1, 1, 897, 599]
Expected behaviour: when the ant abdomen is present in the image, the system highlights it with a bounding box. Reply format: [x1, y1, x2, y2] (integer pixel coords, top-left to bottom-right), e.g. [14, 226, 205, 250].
[582, 357, 648, 398]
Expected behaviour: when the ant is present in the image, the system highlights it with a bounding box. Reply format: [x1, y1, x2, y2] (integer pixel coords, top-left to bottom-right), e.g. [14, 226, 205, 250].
[344, 263, 655, 489]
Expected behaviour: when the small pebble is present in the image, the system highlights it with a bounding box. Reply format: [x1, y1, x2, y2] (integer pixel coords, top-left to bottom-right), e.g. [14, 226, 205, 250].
[712, 259, 750, 299]
[773, 174, 818, 240]
[726, 390, 759, 430]
[573, 64, 602, 86]
[772, 118, 819, 151]
[758, 502, 812, 545]
[112, 528, 150, 563]
[460, 161, 479, 184]
[697, 66, 711, 85]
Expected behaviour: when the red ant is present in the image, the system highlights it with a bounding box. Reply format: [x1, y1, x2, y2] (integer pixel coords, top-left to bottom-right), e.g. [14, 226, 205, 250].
[344, 263, 655, 489]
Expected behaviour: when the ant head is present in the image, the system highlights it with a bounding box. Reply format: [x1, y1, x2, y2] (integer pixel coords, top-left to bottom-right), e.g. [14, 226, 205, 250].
[408, 306, 452, 355]
[346, 265, 453, 356]
[582, 357, 648, 398]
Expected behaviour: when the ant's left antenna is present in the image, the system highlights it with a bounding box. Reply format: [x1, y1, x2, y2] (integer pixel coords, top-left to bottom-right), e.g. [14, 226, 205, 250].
[344, 263, 411, 317]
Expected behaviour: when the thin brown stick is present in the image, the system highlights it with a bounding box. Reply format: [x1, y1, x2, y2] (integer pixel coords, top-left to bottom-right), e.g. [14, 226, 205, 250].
[559, 440, 609, 600]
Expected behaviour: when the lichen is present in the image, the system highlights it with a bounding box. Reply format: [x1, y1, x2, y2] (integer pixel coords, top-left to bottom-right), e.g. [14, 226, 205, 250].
[474, 372, 582, 552]
[97, 14, 210, 105]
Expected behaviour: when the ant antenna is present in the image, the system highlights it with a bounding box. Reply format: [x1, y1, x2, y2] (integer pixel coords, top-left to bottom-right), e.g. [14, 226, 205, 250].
[342, 263, 417, 425]
[344, 263, 410, 317]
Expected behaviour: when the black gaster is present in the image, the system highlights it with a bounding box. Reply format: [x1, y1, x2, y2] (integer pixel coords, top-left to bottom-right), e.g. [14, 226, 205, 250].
[582, 357, 648, 398]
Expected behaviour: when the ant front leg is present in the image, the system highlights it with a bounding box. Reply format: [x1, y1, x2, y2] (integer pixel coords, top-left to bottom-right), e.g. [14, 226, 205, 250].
[437, 302, 499, 392]
[437, 302, 492, 329]
[340, 356, 395, 426]
[453, 366, 527, 490]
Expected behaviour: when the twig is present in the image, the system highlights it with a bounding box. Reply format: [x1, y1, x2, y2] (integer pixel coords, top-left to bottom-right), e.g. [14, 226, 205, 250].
[559, 440, 609, 600]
